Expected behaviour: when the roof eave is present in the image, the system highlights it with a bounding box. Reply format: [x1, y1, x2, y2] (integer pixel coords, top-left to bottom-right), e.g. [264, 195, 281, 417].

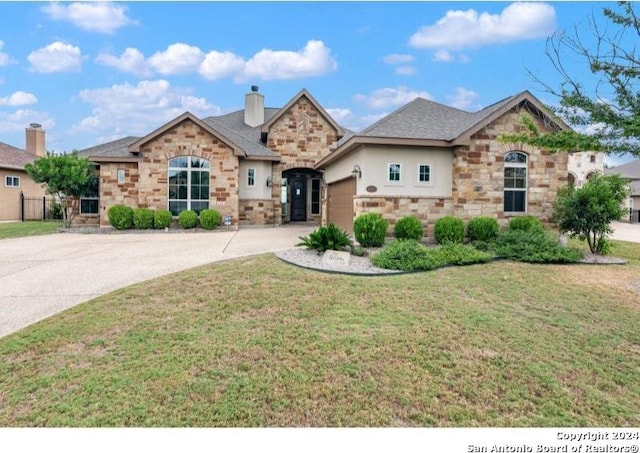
[85, 156, 142, 164]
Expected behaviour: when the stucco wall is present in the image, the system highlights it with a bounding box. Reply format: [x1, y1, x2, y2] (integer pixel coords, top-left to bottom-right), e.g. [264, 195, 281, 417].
[0, 168, 46, 221]
[567, 151, 603, 187]
[239, 160, 272, 200]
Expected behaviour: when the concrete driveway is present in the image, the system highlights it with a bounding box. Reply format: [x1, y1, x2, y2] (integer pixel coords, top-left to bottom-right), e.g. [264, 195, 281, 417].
[611, 221, 640, 243]
[0, 225, 313, 338]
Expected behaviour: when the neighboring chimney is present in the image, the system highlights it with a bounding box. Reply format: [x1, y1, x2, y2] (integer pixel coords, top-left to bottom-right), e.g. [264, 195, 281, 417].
[244, 85, 264, 127]
[26, 123, 45, 157]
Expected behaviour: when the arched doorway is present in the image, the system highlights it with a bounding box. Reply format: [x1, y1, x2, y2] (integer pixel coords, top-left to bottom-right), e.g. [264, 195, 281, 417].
[282, 168, 323, 223]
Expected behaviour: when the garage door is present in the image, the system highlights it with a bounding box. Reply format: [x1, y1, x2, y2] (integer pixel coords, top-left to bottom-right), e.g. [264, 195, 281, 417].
[327, 177, 356, 233]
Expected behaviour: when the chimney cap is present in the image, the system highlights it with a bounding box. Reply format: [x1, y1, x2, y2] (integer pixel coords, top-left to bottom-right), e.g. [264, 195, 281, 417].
[29, 123, 42, 129]
[251, 85, 259, 92]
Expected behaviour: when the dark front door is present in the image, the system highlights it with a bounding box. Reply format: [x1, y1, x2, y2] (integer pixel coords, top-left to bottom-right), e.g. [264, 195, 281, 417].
[290, 177, 307, 221]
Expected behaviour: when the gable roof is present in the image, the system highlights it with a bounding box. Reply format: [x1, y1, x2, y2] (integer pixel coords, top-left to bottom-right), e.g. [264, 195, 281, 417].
[316, 91, 567, 169]
[0, 141, 38, 170]
[261, 88, 345, 138]
[77, 136, 141, 162]
[604, 158, 640, 181]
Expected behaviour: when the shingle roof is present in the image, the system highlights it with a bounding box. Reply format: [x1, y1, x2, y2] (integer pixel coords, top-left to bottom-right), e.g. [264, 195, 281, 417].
[202, 108, 281, 160]
[0, 141, 38, 169]
[358, 93, 520, 141]
[604, 159, 640, 180]
[77, 136, 140, 159]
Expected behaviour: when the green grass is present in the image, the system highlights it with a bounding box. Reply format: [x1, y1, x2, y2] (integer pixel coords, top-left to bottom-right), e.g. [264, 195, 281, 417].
[0, 221, 62, 239]
[1, 244, 639, 427]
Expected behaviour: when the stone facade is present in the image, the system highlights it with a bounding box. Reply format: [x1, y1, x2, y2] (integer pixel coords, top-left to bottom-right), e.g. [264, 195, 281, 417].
[239, 199, 275, 225]
[266, 95, 338, 224]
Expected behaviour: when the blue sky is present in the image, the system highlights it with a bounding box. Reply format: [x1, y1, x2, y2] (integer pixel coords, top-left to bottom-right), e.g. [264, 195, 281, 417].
[0, 1, 633, 166]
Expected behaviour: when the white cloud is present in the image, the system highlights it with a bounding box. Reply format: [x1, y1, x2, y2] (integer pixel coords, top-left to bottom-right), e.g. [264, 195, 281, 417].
[446, 87, 480, 110]
[0, 109, 55, 134]
[0, 40, 16, 67]
[28, 42, 82, 73]
[199, 50, 246, 81]
[0, 91, 38, 107]
[354, 86, 432, 110]
[243, 40, 337, 81]
[73, 80, 221, 135]
[148, 43, 205, 75]
[409, 2, 556, 50]
[433, 50, 455, 62]
[42, 2, 136, 34]
[382, 54, 414, 65]
[95, 48, 151, 77]
[395, 66, 417, 76]
[325, 108, 389, 133]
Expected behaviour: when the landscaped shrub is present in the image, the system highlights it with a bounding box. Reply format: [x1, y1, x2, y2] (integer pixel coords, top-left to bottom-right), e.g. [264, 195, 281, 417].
[199, 209, 221, 230]
[434, 216, 464, 244]
[494, 229, 583, 263]
[353, 213, 388, 247]
[467, 216, 499, 242]
[394, 215, 424, 241]
[133, 208, 154, 230]
[372, 240, 443, 271]
[297, 223, 352, 254]
[350, 246, 368, 257]
[433, 243, 493, 266]
[178, 210, 199, 229]
[508, 215, 544, 233]
[107, 205, 134, 230]
[154, 209, 173, 229]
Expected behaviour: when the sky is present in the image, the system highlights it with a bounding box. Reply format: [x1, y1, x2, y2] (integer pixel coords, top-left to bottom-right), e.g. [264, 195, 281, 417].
[0, 1, 634, 166]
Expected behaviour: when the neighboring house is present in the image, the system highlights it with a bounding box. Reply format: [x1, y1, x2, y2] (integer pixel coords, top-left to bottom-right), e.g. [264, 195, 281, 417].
[604, 159, 640, 220]
[77, 88, 570, 237]
[316, 90, 569, 235]
[567, 151, 604, 187]
[0, 124, 47, 221]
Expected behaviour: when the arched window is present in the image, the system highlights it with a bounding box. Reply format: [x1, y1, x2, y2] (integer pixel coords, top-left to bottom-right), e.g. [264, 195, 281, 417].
[168, 156, 210, 216]
[504, 151, 527, 213]
[567, 173, 576, 186]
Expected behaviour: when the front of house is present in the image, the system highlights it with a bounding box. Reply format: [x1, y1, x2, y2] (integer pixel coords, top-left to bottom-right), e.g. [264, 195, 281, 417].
[77, 88, 570, 238]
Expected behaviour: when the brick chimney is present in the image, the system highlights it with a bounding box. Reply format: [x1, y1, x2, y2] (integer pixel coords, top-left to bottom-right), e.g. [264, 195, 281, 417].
[244, 85, 264, 127]
[26, 123, 45, 157]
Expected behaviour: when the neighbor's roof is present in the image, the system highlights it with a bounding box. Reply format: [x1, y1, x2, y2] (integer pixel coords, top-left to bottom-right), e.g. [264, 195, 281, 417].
[0, 141, 38, 170]
[604, 159, 640, 181]
[315, 91, 566, 169]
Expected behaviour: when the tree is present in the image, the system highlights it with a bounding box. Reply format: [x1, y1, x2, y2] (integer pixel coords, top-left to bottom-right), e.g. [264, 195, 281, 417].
[501, 2, 640, 155]
[25, 151, 93, 227]
[553, 173, 629, 254]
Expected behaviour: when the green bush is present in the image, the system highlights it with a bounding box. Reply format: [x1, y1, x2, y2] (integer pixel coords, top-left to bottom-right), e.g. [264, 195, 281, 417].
[133, 208, 154, 229]
[178, 210, 199, 229]
[434, 216, 465, 244]
[467, 216, 499, 242]
[154, 209, 173, 229]
[433, 243, 493, 266]
[394, 215, 424, 241]
[199, 209, 221, 230]
[508, 215, 544, 233]
[297, 223, 352, 254]
[350, 246, 368, 257]
[372, 240, 443, 271]
[353, 213, 388, 247]
[494, 229, 583, 263]
[107, 205, 134, 230]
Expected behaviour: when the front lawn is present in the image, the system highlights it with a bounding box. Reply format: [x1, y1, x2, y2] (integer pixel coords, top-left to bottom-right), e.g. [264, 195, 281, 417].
[0, 242, 639, 427]
[0, 221, 62, 240]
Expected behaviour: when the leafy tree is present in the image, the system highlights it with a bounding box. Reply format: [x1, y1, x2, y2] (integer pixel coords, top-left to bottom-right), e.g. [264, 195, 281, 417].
[553, 173, 629, 254]
[501, 2, 640, 155]
[25, 151, 93, 227]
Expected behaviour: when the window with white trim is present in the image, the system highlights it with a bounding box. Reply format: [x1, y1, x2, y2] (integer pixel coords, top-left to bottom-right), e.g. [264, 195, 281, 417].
[247, 168, 256, 187]
[417, 164, 431, 183]
[388, 163, 401, 182]
[504, 151, 527, 212]
[168, 156, 210, 216]
[117, 169, 125, 184]
[4, 175, 20, 187]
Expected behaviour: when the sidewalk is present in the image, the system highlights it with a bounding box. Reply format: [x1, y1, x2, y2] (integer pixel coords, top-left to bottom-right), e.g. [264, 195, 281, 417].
[611, 221, 640, 243]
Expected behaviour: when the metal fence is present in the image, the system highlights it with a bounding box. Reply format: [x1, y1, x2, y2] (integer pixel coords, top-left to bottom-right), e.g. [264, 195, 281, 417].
[630, 209, 640, 224]
[20, 193, 61, 221]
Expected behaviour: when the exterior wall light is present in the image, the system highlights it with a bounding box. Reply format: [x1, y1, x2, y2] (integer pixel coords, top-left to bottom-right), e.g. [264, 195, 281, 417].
[352, 165, 362, 179]
[266, 176, 273, 188]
